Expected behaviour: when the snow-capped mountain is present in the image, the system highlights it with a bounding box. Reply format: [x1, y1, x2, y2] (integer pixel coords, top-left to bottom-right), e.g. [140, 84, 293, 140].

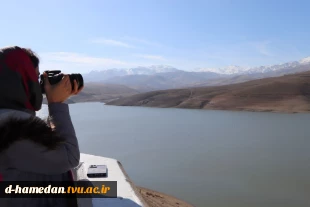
[88, 65, 179, 76]
[194, 56, 310, 75]
[300, 57, 310, 64]
[84, 65, 180, 82]
[244, 61, 300, 74]
[194, 65, 249, 75]
[125, 65, 180, 75]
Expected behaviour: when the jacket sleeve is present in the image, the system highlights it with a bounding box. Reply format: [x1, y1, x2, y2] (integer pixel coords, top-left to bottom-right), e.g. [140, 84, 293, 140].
[6, 103, 80, 175]
[47, 103, 80, 170]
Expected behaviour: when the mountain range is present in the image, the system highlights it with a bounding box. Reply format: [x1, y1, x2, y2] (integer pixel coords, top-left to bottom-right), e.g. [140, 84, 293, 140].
[82, 56, 310, 91]
[193, 57, 310, 74]
[50, 56, 310, 105]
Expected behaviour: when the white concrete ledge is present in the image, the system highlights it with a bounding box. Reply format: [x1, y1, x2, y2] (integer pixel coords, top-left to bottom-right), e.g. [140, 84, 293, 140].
[73, 153, 148, 207]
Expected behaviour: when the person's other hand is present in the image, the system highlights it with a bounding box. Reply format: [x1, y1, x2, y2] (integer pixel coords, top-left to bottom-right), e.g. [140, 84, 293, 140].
[44, 72, 83, 103]
[71, 77, 84, 95]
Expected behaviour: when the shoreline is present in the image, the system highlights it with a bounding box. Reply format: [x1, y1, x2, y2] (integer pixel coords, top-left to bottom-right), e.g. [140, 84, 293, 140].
[42, 101, 310, 114]
[136, 186, 194, 207]
[116, 159, 194, 207]
[105, 103, 310, 114]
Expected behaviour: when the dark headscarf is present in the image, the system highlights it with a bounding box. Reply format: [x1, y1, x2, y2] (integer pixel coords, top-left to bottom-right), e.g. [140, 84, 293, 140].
[0, 46, 43, 115]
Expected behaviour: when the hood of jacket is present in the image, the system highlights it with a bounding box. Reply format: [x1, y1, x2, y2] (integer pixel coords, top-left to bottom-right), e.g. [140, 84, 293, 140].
[0, 46, 43, 112]
[0, 109, 66, 154]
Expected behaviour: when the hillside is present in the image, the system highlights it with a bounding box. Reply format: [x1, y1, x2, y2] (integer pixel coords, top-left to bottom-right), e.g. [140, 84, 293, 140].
[43, 83, 140, 104]
[105, 70, 310, 113]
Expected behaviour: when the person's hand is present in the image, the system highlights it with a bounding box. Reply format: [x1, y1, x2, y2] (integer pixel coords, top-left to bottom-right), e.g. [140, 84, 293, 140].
[43, 72, 84, 103]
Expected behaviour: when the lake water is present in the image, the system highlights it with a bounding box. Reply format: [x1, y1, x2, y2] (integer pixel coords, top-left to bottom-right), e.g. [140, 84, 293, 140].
[37, 102, 310, 207]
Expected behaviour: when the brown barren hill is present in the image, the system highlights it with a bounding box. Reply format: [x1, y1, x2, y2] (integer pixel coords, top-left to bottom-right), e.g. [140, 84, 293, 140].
[106, 70, 310, 113]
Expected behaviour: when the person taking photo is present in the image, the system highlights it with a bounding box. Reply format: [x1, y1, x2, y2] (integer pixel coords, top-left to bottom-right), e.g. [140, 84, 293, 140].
[0, 46, 83, 207]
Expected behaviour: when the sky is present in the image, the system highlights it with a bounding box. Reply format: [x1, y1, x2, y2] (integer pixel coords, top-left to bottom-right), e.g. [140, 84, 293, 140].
[1, 0, 310, 73]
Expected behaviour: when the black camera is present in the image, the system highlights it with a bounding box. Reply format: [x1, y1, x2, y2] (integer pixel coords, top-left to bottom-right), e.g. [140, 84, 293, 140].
[39, 70, 84, 94]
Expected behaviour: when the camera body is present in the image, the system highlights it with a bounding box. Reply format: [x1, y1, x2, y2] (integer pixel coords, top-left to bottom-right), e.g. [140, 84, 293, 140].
[39, 70, 84, 94]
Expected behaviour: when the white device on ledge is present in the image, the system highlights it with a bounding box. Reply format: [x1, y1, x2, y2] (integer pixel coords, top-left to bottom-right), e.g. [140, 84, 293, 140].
[87, 165, 108, 178]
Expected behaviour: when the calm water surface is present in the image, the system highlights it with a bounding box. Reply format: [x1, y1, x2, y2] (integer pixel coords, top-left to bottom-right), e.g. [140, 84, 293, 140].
[37, 102, 310, 207]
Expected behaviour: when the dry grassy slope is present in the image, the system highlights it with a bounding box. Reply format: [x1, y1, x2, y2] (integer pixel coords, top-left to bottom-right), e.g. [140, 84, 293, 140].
[106, 71, 310, 113]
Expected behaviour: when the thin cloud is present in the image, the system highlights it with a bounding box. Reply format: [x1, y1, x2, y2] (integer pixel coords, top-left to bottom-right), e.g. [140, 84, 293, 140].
[41, 52, 128, 65]
[122, 36, 164, 48]
[134, 54, 166, 60]
[39, 52, 132, 73]
[250, 40, 274, 57]
[204, 54, 227, 61]
[90, 38, 135, 48]
[39, 52, 171, 73]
